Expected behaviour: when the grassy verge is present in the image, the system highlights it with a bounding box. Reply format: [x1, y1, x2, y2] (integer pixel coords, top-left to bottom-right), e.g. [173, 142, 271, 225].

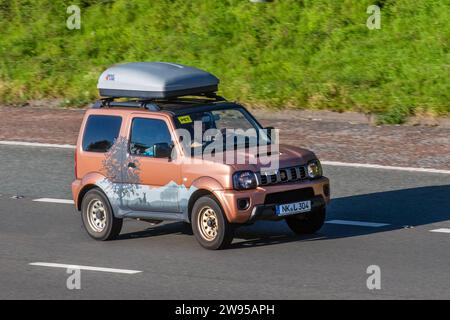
[0, 0, 449, 123]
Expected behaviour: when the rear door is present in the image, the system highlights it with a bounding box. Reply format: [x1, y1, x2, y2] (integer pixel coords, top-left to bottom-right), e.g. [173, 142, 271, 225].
[125, 114, 182, 213]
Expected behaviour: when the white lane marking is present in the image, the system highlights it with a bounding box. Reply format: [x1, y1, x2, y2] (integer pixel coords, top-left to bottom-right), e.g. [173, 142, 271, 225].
[430, 228, 450, 234]
[1, 140, 449, 174]
[321, 161, 450, 174]
[326, 219, 390, 227]
[33, 198, 74, 204]
[29, 262, 142, 274]
[0, 140, 75, 149]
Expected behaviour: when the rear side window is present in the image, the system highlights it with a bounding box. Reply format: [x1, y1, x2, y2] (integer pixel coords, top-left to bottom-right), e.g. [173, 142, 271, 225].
[82, 115, 122, 152]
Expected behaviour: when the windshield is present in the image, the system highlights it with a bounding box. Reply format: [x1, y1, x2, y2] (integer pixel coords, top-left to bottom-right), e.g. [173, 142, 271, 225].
[173, 107, 271, 152]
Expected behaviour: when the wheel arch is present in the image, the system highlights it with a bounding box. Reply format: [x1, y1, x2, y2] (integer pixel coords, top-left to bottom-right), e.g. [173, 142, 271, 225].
[75, 172, 109, 211]
[187, 176, 226, 222]
[77, 184, 99, 210]
[187, 189, 228, 222]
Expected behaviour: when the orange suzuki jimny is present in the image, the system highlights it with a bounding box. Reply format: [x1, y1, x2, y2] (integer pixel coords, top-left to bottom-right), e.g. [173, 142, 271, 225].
[72, 62, 330, 249]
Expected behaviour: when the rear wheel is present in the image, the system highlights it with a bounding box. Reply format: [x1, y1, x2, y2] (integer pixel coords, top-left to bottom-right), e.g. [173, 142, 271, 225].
[285, 207, 326, 235]
[191, 195, 234, 250]
[81, 188, 122, 241]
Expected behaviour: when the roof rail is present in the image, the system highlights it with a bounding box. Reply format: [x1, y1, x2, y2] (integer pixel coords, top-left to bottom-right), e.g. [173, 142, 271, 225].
[163, 93, 226, 103]
[91, 93, 227, 111]
[92, 99, 160, 111]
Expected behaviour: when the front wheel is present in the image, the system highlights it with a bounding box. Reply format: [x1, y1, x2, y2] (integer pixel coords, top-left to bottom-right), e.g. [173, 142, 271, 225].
[285, 207, 326, 235]
[81, 188, 123, 241]
[191, 195, 234, 250]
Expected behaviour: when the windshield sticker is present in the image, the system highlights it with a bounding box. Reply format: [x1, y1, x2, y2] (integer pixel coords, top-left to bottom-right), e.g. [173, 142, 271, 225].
[178, 115, 192, 124]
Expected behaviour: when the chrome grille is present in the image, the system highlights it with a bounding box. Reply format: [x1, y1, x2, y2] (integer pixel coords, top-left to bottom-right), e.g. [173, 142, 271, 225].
[258, 165, 308, 186]
[298, 166, 307, 179]
[290, 167, 297, 180]
[260, 175, 268, 185]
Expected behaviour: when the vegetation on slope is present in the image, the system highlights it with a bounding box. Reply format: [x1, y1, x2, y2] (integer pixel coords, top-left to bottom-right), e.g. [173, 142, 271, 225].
[0, 0, 449, 123]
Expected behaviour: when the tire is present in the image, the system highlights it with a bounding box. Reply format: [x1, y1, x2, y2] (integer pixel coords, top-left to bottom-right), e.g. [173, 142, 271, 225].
[285, 207, 326, 235]
[191, 195, 234, 250]
[81, 188, 123, 241]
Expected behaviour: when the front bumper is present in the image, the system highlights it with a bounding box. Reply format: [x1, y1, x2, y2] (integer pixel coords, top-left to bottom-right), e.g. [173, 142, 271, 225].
[213, 176, 330, 224]
[248, 195, 326, 223]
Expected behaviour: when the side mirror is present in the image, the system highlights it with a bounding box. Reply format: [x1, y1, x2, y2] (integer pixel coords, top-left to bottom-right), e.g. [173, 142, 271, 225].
[153, 142, 173, 159]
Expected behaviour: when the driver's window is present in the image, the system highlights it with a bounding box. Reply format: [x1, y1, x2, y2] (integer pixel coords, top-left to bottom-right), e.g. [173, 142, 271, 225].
[130, 118, 172, 157]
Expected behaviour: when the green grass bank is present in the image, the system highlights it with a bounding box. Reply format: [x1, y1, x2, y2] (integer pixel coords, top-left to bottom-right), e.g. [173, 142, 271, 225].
[0, 0, 449, 123]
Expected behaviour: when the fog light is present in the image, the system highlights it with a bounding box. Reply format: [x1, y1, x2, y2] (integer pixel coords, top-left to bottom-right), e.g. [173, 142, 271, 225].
[237, 198, 250, 210]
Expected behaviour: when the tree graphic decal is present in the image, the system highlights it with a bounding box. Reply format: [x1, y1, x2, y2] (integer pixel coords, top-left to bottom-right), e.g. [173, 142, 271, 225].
[102, 136, 141, 206]
[99, 136, 197, 215]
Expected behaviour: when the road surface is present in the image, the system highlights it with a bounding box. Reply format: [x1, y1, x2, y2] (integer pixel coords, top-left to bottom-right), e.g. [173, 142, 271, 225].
[1, 144, 450, 299]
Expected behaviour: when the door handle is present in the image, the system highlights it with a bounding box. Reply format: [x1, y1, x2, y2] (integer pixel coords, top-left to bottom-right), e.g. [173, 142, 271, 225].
[128, 162, 136, 169]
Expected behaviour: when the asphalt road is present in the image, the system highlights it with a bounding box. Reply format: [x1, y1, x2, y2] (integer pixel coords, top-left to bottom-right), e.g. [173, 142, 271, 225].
[1, 144, 450, 299]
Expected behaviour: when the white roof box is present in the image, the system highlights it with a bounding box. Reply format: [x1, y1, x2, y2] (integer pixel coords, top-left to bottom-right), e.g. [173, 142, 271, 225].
[97, 62, 219, 99]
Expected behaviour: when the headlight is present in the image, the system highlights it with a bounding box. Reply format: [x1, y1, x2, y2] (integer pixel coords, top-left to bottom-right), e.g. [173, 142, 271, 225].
[233, 171, 257, 190]
[307, 160, 322, 179]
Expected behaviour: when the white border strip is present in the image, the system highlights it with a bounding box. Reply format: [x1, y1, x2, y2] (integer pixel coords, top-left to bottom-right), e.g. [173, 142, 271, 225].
[1, 140, 449, 174]
[33, 198, 74, 204]
[0, 141, 75, 149]
[321, 161, 450, 174]
[430, 228, 450, 234]
[326, 219, 390, 227]
[29, 262, 142, 274]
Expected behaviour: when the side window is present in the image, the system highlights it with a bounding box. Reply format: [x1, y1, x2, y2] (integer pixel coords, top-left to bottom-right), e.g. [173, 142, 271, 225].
[82, 115, 122, 152]
[130, 118, 173, 157]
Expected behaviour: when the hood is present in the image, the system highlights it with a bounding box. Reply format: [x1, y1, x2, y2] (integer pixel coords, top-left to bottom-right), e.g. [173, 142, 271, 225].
[201, 144, 317, 172]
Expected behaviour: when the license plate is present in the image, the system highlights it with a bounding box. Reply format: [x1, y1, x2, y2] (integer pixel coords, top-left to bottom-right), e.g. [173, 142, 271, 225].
[276, 200, 311, 217]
